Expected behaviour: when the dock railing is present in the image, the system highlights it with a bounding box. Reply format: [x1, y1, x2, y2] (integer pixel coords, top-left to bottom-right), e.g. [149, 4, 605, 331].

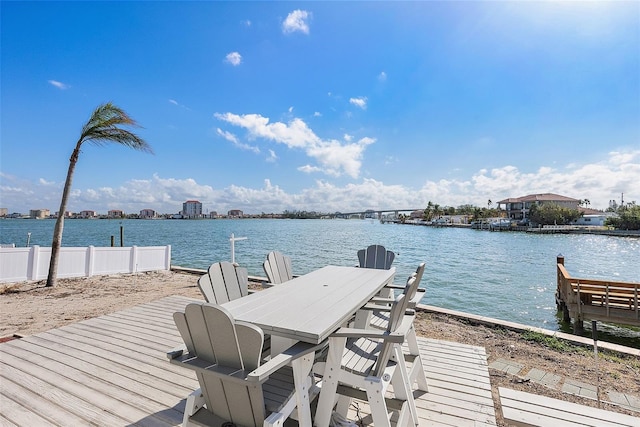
[556, 255, 639, 333]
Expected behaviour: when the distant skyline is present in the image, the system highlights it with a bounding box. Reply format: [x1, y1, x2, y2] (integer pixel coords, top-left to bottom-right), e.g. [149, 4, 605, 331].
[1, 1, 638, 214]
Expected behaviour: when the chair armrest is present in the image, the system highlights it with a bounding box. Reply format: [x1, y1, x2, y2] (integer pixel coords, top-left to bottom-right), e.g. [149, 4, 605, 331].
[409, 289, 425, 307]
[359, 304, 416, 317]
[384, 284, 406, 290]
[330, 327, 405, 343]
[368, 297, 394, 304]
[247, 341, 325, 382]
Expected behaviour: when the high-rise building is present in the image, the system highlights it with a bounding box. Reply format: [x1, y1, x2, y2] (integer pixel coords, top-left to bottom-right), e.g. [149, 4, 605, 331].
[182, 200, 202, 219]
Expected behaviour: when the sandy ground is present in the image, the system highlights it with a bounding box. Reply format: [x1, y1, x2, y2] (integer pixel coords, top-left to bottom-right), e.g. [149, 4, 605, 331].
[1, 270, 638, 424]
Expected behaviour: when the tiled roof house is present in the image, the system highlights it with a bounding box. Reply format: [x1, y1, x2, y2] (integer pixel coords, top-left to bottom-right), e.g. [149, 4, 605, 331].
[497, 193, 580, 220]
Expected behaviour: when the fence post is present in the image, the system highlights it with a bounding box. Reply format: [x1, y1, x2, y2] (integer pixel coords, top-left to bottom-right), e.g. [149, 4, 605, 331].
[29, 245, 40, 281]
[130, 246, 138, 274]
[165, 245, 172, 270]
[87, 246, 95, 277]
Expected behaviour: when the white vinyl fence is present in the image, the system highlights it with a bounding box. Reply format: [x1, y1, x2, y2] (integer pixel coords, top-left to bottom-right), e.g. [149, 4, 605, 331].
[0, 245, 171, 283]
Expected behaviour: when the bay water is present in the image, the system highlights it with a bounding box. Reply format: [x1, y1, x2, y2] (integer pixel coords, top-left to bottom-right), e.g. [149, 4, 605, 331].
[2, 218, 639, 346]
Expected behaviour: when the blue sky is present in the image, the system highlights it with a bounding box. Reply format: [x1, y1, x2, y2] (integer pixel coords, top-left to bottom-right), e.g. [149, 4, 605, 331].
[1, 1, 639, 215]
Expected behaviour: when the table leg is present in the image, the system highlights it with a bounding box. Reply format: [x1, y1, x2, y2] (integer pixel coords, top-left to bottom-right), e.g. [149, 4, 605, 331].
[353, 309, 372, 329]
[271, 336, 297, 357]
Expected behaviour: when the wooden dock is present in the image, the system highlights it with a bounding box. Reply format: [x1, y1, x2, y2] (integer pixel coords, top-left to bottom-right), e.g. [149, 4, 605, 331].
[0, 295, 496, 426]
[556, 255, 640, 333]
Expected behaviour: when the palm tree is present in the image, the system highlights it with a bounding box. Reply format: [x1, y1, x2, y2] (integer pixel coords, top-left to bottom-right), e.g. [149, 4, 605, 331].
[46, 103, 153, 287]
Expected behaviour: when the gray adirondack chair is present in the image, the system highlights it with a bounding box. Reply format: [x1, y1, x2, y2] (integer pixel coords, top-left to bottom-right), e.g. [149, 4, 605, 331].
[262, 251, 294, 285]
[169, 302, 321, 427]
[314, 291, 421, 427]
[366, 263, 429, 393]
[357, 244, 396, 270]
[197, 261, 248, 304]
[369, 262, 427, 310]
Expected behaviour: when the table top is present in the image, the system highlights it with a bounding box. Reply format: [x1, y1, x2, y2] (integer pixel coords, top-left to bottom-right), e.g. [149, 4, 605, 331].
[222, 265, 396, 344]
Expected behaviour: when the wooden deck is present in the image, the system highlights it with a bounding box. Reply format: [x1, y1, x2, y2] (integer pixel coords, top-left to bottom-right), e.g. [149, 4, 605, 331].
[0, 295, 496, 426]
[556, 256, 640, 332]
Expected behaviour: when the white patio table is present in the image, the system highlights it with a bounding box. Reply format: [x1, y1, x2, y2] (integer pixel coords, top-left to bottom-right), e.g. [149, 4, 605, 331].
[222, 265, 396, 427]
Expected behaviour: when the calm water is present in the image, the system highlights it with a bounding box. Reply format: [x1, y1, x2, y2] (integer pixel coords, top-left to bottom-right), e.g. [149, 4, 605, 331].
[2, 218, 639, 345]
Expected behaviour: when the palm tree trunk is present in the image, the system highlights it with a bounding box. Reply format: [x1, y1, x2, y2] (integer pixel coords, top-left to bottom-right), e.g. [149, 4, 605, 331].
[46, 145, 81, 287]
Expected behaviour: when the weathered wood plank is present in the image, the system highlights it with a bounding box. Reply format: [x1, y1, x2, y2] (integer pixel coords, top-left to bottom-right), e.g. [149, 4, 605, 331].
[31, 330, 196, 389]
[0, 355, 133, 426]
[0, 391, 60, 427]
[20, 334, 196, 397]
[1, 296, 500, 427]
[499, 387, 640, 427]
[2, 343, 183, 425]
[3, 337, 191, 405]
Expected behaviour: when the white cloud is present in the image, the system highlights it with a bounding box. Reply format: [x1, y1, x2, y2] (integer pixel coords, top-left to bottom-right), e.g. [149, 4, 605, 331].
[288, 106, 294, 113]
[216, 128, 260, 153]
[344, 134, 353, 142]
[2, 151, 638, 214]
[48, 80, 70, 90]
[243, 20, 251, 27]
[168, 99, 190, 110]
[214, 112, 374, 178]
[298, 165, 323, 174]
[378, 71, 387, 82]
[313, 112, 322, 117]
[349, 97, 368, 109]
[266, 149, 278, 163]
[282, 10, 311, 34]
[225, 52, 242, 66]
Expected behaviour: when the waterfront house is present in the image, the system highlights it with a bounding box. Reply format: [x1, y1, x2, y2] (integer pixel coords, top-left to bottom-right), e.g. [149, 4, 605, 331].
[572, 212, 612, 227]
[29, 209, 50, 219]
[107, 209, 124, 219]
[79, 210, 97, 219]
[140, 208, 157, 219]
[498, 193, 580, 221]
[228, 209, 243, 218]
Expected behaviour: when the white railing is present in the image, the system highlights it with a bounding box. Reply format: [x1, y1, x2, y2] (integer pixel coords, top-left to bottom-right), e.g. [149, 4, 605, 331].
[0, 245, 171, 283]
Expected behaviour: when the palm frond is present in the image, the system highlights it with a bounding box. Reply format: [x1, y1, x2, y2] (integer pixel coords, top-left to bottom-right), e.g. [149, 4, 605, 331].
[79, 102, 153, 153]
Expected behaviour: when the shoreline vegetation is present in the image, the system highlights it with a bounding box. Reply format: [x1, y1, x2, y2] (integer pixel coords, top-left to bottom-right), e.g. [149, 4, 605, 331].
[1, 270, 638, 425]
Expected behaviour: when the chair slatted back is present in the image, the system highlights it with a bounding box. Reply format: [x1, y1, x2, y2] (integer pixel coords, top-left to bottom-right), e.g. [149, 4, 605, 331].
[175, 303, 265, 426]
[372, 292, 410, 377]
[263, 251, 293, 284]
[405, 262, 426, 301]
[198, 261, 249, 304]
[358, 244, 395, 270]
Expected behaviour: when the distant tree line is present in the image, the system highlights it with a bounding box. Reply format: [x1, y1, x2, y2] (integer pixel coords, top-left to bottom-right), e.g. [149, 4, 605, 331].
[527, 203, 582, 226]
[605, 202, 639, 230]
[281, 210, 323, 219]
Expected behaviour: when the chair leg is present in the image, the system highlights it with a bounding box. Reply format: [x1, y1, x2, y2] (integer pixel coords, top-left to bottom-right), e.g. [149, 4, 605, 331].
[183, 388, 205, 427]
[391, 347, 419, 426]
[363, 376, 392, 427]
[315, 337, 347, 427]
[291, 354, 314, 427]
[334, 395, 352, 418]
[263, 412, 286, 427]
[406, 326, 428, 392]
